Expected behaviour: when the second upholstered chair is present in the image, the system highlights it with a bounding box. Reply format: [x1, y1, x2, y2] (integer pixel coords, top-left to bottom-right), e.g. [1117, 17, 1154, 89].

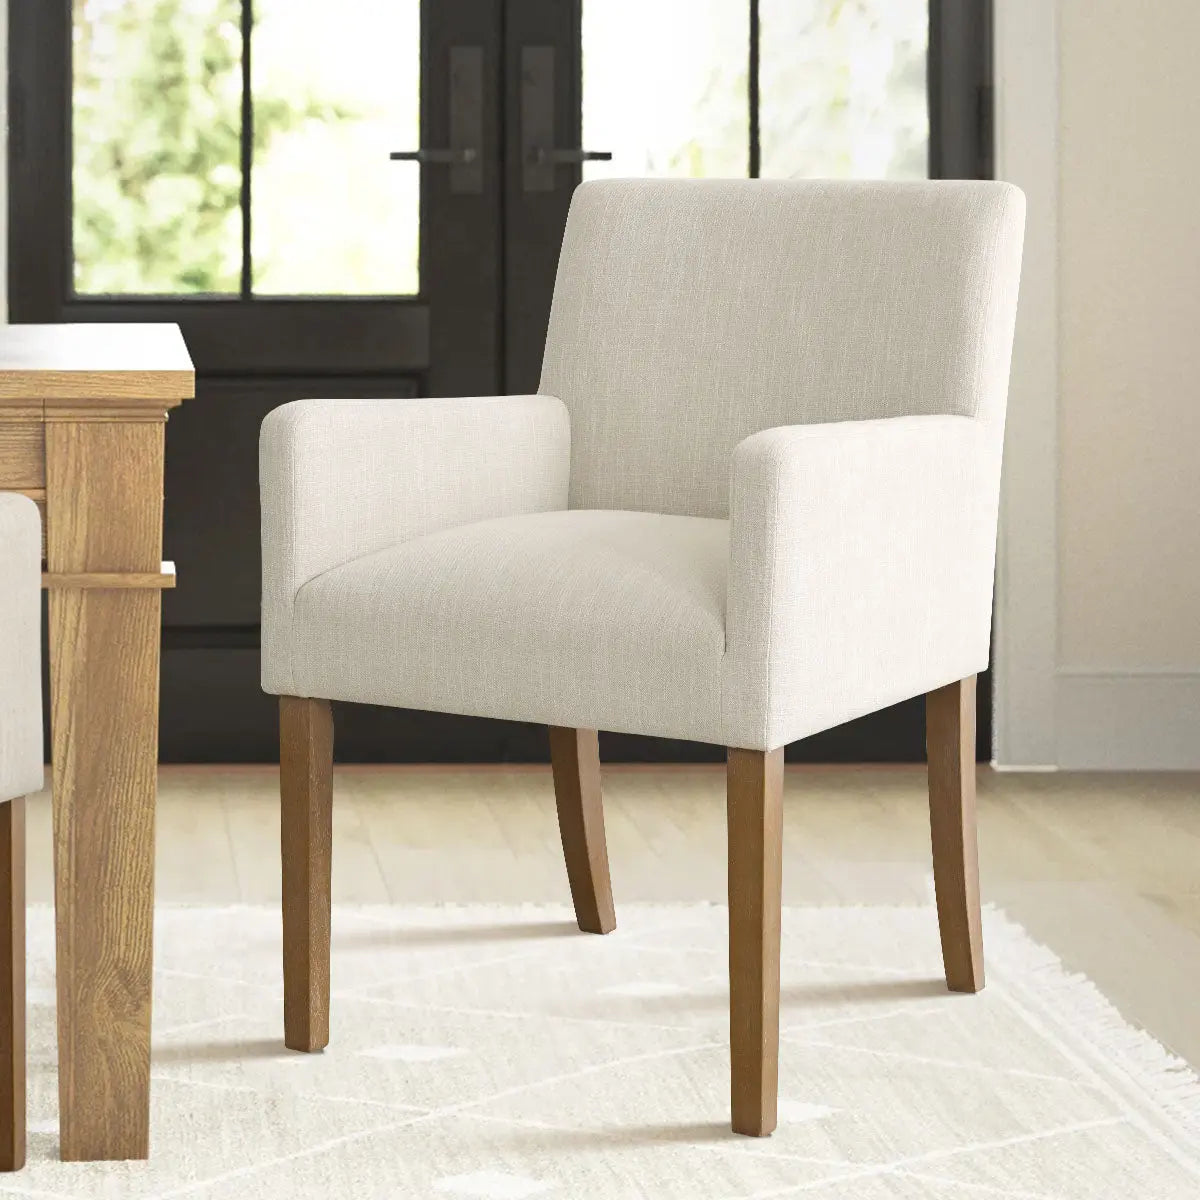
[0, 494, 42, 1171]
[259, 178, 1025, 1136]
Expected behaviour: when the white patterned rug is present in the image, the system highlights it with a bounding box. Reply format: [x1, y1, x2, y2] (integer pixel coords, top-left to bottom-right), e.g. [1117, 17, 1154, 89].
[13, 904, 1200, 1198]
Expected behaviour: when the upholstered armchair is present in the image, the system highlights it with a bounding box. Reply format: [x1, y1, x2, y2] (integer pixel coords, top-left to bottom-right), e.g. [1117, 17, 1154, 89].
[260, 179, 1025, 1136]
[0, 493, 42, 1170]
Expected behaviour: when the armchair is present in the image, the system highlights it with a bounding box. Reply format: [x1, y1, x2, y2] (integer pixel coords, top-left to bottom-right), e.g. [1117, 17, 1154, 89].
[0, 493, 42, 1170]
[260, 178, 1025, 1135]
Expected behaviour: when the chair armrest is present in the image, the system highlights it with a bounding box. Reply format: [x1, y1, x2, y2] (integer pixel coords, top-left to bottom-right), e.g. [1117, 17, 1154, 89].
[723, 415, 1002, 750]
[260, 394, 570, 695]
[0, 493, 44, 800]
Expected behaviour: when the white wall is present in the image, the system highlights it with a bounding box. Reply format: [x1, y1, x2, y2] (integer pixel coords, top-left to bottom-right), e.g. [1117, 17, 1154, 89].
[995, 0, 1200, 768]
[992, 0, 1059, 768]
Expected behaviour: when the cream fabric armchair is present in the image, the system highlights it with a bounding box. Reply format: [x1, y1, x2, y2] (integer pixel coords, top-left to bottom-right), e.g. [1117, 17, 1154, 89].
[0, 493, 42, 1170]
[260, 179, 1025, 1136]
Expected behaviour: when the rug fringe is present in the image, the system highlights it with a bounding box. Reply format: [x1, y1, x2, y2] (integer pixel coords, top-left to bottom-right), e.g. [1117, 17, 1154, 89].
[985, 905, 1200, 1139]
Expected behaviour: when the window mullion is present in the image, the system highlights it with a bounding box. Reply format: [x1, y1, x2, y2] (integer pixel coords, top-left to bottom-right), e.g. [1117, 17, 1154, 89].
[749, 0, 760, 178]
[240, 0, 254, 298]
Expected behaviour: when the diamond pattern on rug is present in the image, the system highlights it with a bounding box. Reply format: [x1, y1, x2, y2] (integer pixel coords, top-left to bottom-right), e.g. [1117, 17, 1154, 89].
[9, 904, 1200, 1199]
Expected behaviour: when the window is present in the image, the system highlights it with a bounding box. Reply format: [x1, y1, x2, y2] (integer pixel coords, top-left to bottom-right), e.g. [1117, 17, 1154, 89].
[71, 0, 421, 297]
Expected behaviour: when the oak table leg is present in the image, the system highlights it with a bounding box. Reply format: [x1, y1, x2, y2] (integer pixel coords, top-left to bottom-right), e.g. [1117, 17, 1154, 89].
[280, 696, 334, 1053]
[726, 747, 783, 1137]
[47, 420, 165, 1161]
[927, 675, 984, 992]
[0, 798, 25, 1172]
[548, 727, 616, 935]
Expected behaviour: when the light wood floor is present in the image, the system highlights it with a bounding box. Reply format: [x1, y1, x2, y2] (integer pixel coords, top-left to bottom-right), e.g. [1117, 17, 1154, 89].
[23, 764, 1200, 1066]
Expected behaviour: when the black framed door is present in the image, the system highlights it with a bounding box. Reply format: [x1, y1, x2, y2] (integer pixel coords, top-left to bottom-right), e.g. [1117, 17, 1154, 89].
[10, 0, 992, 763]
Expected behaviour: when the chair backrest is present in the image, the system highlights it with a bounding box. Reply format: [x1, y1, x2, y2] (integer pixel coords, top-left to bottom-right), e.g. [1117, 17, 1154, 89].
[539, 178, 1025, 519]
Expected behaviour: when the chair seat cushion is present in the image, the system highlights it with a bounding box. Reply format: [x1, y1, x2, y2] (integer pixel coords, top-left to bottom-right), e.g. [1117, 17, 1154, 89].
[291, 510, 729, 743]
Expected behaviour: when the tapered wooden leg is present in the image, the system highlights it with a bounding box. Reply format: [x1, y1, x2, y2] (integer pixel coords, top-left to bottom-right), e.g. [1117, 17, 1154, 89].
[280, 696, 334, 1052]
[927, 675, 984, 992]
[0, 799, 25, 1172]
[726, 747, 783, 1137]
[548, 727, 615, 935]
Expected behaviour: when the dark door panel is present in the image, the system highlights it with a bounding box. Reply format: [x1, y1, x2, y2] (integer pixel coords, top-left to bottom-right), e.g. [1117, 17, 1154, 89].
[424, 5, 506, 397]
[503, 1, 581, 394]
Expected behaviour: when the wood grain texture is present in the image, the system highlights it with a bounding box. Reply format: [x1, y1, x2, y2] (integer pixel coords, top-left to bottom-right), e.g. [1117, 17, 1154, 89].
[927, 675, 984, 992]
[46, 419, 165, 1161]
[0, 799, 25, 1173]
[0, 324, 193, 405]
[0, 414, 44, 488]
[548, 727, 616, 935]
[280, 696, 334, 1053]
[45, 422, 164, 574]
[726, 747, 783, 1137]
[43, 562, 177, 590]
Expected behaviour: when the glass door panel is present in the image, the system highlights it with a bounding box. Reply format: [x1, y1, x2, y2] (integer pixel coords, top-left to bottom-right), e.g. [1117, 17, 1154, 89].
[72, 0, 244, 295]
[581, 0, 749, 180]
[581, 0, 930, 184]
[251, 0, 421, 295]
[759, 0, 927, 179]
[71, 0, 422, 299]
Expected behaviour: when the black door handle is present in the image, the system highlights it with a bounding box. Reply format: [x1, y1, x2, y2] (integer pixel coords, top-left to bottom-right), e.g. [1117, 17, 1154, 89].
[522, 47, 610, 192]
[390, 148, 479, 165]
[528, 148, 612, 166]
[391, 46, 483, 193]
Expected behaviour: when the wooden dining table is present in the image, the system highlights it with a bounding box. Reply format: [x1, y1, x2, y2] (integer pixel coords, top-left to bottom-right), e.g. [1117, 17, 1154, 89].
[0, 323, 194, 1161]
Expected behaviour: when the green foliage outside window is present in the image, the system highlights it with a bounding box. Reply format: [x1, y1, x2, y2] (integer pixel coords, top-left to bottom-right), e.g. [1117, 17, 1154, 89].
[72, 0, 354, 295]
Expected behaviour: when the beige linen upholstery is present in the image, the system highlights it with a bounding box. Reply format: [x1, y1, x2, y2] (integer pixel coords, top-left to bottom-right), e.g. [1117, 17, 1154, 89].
[260, 395, 569, 697]
[0, 493, 43, 801]
[261, 179, 1025, 752]
[541, 179, 1018, 517]
[294, 511, 727, 743]
[723, 414, 999, 750]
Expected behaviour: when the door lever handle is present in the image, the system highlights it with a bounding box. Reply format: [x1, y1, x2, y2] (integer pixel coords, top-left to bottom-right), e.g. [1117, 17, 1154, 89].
[521, 46, 610, 191]
[528, 148, 612, 166]
[389, 148, 479, 165]
[391, 46, 483, 193]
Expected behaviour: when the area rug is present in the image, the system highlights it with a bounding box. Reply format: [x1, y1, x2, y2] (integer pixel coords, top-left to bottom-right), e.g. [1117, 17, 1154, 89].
[13, 903, 1200, 1198]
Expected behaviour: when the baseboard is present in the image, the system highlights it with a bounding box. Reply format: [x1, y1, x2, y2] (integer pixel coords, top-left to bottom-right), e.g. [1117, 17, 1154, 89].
[1057, 671, 1200, 770]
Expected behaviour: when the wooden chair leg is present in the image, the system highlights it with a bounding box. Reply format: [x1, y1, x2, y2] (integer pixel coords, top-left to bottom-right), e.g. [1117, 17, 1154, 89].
[548, 727, 615, 935]
[927, 675, 984, 993]
[0, 798, 25, 1172]
[726, 747, 783, 1137]
[280, 696, 334, 1052]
